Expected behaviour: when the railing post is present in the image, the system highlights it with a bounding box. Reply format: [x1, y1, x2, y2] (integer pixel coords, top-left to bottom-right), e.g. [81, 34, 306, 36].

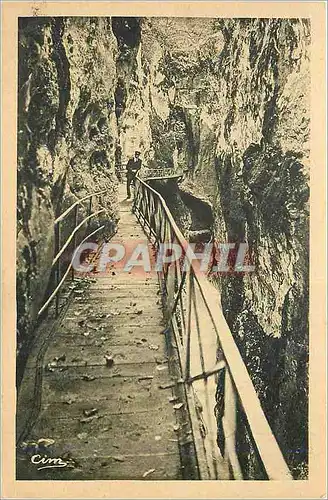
[54, 221, 61, 318]
[87, 196, 92, 228]
[223, 368, 243, 479]
[185, 269, 192, 380]
[71, 204, 78, 281]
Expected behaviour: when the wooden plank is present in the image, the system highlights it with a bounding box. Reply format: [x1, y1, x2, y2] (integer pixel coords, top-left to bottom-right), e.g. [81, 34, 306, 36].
[28, 412, 179, 456]
[41, 390, 172, 412]
[37, 344, 169, 367]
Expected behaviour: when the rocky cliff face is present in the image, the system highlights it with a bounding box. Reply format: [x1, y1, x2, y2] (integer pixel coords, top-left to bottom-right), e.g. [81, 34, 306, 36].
[17, 16, 309, 478]
[17, 17, 119, 379]
[116, 18, 309, 477]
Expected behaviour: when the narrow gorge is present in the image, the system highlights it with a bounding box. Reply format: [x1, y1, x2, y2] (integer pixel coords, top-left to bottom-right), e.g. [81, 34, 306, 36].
[17, 16, 310, 479]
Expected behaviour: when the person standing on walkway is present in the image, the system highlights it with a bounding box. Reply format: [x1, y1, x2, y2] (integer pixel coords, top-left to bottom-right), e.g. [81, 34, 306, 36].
[126, 151, 142, 199]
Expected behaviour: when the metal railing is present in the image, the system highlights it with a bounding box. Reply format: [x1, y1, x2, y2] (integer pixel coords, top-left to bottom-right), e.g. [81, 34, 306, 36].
[141, 166, 183, 180]
[37, 190, 107, 318]
[133, 176, 292, 481]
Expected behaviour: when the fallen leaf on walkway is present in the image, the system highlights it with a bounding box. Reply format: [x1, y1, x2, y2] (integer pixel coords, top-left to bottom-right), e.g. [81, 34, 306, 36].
[155, 356, 168, 364]
[168, 396, 179, 403]
[82, 374, 96, 381]
[71, 357, 82, 363]
[80, 415, 99, 424]
[63, 397, 75, 405]
[77, 432, 88, 440]
[86, 323, 98, 330]
[156, 365, 167, 371]
[154, 435, 161, 441]
[173, 403, 184, 410]
[54, 354, 66, 362]
[45, 361, 57, 372]
[113, 455, 125, 462]
[83, 332, 90, 337]
[142, 468, 155, 478]
[149, 344, 159, 351]
[83, 408, 98, 417]
[37, 438, 55, 447]
[159, 382, 175, 389]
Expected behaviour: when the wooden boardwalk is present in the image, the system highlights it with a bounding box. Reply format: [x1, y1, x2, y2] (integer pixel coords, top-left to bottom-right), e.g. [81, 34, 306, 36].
[16, 185, 195, 480]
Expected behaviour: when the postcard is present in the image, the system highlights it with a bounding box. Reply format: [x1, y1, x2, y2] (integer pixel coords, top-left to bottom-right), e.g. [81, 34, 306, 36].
[1, 1, 326, 498]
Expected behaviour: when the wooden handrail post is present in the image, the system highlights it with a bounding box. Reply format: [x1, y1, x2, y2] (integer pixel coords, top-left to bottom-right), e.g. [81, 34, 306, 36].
[71, 204, 78, 281]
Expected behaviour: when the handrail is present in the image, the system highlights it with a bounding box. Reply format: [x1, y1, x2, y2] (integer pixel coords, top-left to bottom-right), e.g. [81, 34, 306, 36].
[38, 190, 107, 318]
[52, 209, 105, 266]
[55, 190, 107, 223]
[133, 175, 292, 481]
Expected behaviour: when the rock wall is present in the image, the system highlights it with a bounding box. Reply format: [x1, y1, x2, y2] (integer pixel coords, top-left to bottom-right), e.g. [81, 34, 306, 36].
[17, 17, 119, 381]
[117, 17, 309, 477]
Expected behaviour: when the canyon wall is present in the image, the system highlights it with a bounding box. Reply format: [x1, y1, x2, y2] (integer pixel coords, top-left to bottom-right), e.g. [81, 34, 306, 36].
[117, 18, 309, 477]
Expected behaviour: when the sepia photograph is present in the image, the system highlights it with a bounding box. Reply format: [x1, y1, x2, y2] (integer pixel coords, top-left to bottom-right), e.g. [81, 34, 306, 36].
[1, 1, 326, 498]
